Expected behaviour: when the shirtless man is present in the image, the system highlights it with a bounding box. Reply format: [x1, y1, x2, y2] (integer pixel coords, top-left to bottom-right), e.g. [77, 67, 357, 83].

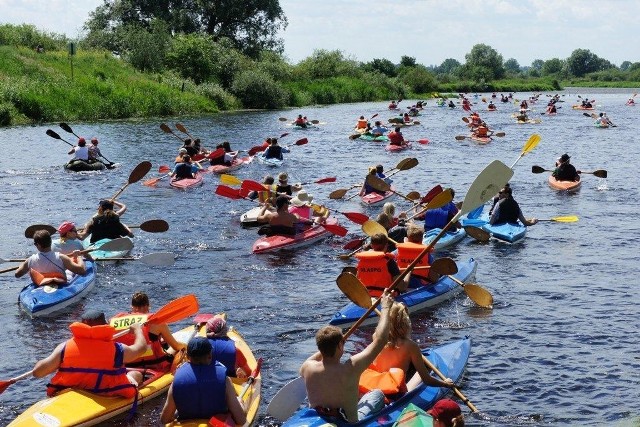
[300, 289, 394, 423]
[257, 195, 309, 235]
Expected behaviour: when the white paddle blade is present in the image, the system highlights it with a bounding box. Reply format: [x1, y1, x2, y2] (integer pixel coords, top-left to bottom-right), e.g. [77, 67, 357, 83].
[460, 160, 513, 215]
[267, 376, 307, 421]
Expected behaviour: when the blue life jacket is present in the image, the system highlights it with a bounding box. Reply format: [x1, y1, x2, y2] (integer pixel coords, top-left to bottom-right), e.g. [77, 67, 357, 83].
[174, 163, 193, 179]
[209, 337, 237, 377]
[264, 145, 283, 160]
[173, 362, 227, 420]
[424, 203, 455, 230]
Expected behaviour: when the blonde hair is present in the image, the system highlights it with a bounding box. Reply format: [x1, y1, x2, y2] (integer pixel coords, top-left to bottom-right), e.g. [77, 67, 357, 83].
[406, 224, 424, 243]
[382, 202, 396, 218]
[388, 302, 411, 346]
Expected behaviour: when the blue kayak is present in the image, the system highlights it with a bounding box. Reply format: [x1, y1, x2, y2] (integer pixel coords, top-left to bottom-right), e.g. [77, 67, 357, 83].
[422, 228, 467, 250]
[83, 237, 133, 262]
[330, 258, 477, 329]
[282, 337, 471, 427]
[18, 261, 96, 317]
[461, 212, 526, 243]
[257, 154, 284, 167]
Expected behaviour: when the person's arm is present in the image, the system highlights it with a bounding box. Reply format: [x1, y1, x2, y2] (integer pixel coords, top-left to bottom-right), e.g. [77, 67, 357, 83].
[226, 376, 248, 425]
[388, 259, 408, 293]
[518, 210, 537, 227]
[351, 290, 394, 372]
[118, 221, 134, 238]
[409, 341, 454, 388]
[149, 323, 186, 353]
[14, 259, 30, 278]
[68, 148, 75, 155]
[112, 201, 127, 216]
[33, 342, 65, 378]
[256, 204, 273, 223]
[60, 253, 86, 275]
[77, 220, 93, 241]
[122, 323, 148, 363]
[160, 384, 177, 424]
[489, 201, 502, 225]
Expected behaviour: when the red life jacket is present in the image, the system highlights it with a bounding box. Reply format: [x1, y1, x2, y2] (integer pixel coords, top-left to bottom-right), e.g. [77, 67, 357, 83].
[47, 322, 136, 398]
[356, 119, 368, 129]
[476, 126, 488, 137]
[110, 312, 170, 371]
[388, 132, 403, 145]
[355, 251, 394, 297]
[395, 242, 430, 280]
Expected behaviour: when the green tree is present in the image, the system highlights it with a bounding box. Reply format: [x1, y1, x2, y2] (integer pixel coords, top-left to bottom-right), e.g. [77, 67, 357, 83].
[462, 44, 505, 80]
[504, 58, 521, 75]
[541, 58, 564, 76]
[531, 59, 544, 71]
[566, 48, 614, 77]
[165, 34, 217, 84]
[362, 58, 397, 77]
[84, 0, 287, 57]
[620, 61, 632, 71]
[400, 56, 416, 67]
[120, 20, 170, 72]
[436, 58, 461, 75]
[295, 49, 361, 79]
[398, 66, 436, 94]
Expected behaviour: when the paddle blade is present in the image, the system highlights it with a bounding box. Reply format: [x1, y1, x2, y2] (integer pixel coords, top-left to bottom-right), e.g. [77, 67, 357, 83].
[142, 176, 165, 187]
[460, 160, 513, 215]
[220, 174, 243, 186]
[25, 224, 57, 239]
[207, 148, 225, 159]
[349, 133, 362, 140]
[138, 252, 175, 266]
[343, 212, 369, 225]
[329, 189, 349, 199]
[531, 165, 547, 174]
[160, 123, 172, 133]
[466, 204, 484, 220]
[278, 117, 288, 121]
[248, 145, 266, 156]
[365, 175, 390, 192]
[494, 132, 506, 137]
[267, 377, 307, 421]
[295, 138, 308, 146]
[464, 226, 490, 242]
[322, 222, 348, 237]
[417, 139, 429, 144]
[550, 215, 579, 223]
[589, 169, 608, 178]
[158, 165, 171, 173]
[523, 134, 541, 154]
[241, 180, 267, 193]
[93, 237, 134, 252]
[455, 135, 467, 141]
[398, 157, 419, 171]
[192, 153, 206, 162]
[464, 283, 493, 308]
[215, 185, 242, 200]
[315, 177, 337, 184]
[343, 237, 367, 250]
[145, 294, 199, 325]
[128, 161, 153, 184]
[425, 188, 453, 210]
[46, 129, 62, 139]
[406, 191, 421, 201]
[175, 123, 188, 134]
[139, 219, 169, 233]
[431, 257, 458, 275]
[361, 220, 386, 238]
[421, 185, 444, 204]
[337, 273, 373, 309]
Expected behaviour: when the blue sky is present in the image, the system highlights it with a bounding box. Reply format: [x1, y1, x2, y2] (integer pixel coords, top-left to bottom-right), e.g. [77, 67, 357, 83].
[2, 0, 638, 67]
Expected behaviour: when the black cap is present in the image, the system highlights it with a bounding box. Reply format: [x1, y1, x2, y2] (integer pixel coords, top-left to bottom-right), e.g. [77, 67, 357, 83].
[187, 336, 212, 357]
[81, 310, 107, 326]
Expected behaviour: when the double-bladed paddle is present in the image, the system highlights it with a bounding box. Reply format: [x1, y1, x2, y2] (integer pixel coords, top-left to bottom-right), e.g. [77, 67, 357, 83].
[24, 219, 168, 239]
[455, 132, 505, 141]
[160, 123, 186, 142]
[531, 165, 607, 178]
[111, 161, 152, 201]
[311, 204, 369, 225]
[59, 123, 115, 166]
[95, 252, 175, 266]
[510, 134, 541, 169]
[175, 123, 195, 140]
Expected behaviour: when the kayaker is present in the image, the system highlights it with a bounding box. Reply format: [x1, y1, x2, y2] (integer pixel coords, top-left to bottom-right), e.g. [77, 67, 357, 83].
[394, 224, 435, 288]
[299, 289, 394, 423]
[110, 292, 187, 371]
[192, 138, 203, 154]
[489, 186, 537, 226]
[377, 213, 407, 248]
[627, 98, 635, 106]
[389, 100, 398, 109]
[257, 195, 305, 235]
[181, 139, 199, 157]
[428, 398, 464, 427]
[51, 221, 94, 261]
[289, 190, 327, 222]
[488, 183, 509, 216]
[205, 315, 251, 378]
[356, 233, 408, 296]
[275, 172, 301, 197]
[248, 175, 275, 203]
[553, 153, 580, 182]
[32, 310, 146, 398]
[469, 112, 482, 128]
[473, 122, 492, 138]
[516, 110, 529, 122]
[408, 105, 419, 116]
[79, 199, 134, 244]
[175, 147, 188, 163]
[424, 189, 460, 232]
[263, 138, 289, 161]
[355, 115, 368, 130]
[382, 202, 398, 227]
[171, 154, 201, 180]
[359, 301, 455, 399]
[520, 99, 529, 110]
[15, 229, 86, 286]
[362, 167, 385, 196]
[388, 127, 406, 147]
[370, 121, 389, 136]
[209, 144, 229, 166]
[448, 100, 456, 108]
[376, 164, 392, 184]
[487, 101, 496, 111]
[294, 114, 308, 128]
[546, 103, 557, 114]
[68, 137, 89, 161]
[402, 112, 412, 123]
[222, 141, 237, 164]
[88, 137, 104, 164]
[160, 336, 248, 425]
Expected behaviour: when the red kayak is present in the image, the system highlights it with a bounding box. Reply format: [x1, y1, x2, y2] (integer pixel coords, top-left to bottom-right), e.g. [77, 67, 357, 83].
[252, 217, 338, 253]
[385, 142, 411, 152]
[470, 135, 491, 145]
[207, 156, 253, 174]
[170, 171, 204, 190]
[360, 188, 395, 207]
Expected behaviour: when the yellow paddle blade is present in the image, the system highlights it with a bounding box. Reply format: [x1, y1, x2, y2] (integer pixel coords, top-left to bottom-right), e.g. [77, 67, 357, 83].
[463, 283, 493, 308]
[219, 174, 242, 186]
[551, 215, 579, 222]
[426, 188, 453, 210]
[336, 273, 373, 309]
[522, 134, 541, 154]
[361, 219, 387, 237]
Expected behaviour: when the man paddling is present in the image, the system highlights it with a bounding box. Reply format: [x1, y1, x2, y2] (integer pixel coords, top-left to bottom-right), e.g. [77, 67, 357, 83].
[300, 289, 394, 423]
[552, 153, 579, 182]
[489, 186, 537, 227]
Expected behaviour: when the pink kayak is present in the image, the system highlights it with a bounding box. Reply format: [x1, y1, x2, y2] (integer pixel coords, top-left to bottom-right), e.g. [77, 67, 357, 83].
[207, 156, 253, 174]
[360, 188, 395, 207]
[252, 217, 338, 253]
[170, 171, 204, 190]
[470, 135, 492, 145]
[385, 142, 412, 152]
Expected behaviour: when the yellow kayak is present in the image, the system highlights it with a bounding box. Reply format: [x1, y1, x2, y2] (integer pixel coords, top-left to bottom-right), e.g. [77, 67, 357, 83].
[166, 314, 262, 427]
[9, 326, 197, 427]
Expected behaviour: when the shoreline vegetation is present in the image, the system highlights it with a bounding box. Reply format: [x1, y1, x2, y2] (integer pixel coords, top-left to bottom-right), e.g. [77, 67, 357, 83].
[1, 23, 639, 127]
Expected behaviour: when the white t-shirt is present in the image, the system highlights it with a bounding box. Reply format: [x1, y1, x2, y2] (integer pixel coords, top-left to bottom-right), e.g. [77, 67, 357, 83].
[72, 146, 89, 161]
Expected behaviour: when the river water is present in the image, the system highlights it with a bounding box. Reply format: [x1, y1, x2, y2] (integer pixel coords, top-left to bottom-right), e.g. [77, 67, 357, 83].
[0, 90, 638, 426]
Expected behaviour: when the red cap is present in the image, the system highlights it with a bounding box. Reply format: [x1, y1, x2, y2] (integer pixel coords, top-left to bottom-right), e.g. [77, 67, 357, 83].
[428, 399, 461, 425]
[58, 221, 76, 235]
[78, 137, 86, 143]
[91, 137, 98, 144]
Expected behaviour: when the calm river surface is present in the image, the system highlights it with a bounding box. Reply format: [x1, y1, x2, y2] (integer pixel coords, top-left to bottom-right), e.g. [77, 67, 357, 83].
[0, 89, 639, 426]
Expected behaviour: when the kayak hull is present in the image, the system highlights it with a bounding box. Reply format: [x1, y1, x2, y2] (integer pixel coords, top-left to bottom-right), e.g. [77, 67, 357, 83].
[257, 155, 283, 167]
[470, 135, 491, 144]
[384, 143, 411, 152]
[282, 337, 471, 427]
[422, 228, 467, 250]
[83, 237, 133, 262]
[241, 206, 269, 228]
[462, 213, 526, 243]
[252, 218, 338, 253]
[360, 189, 395, 207]
[9, 327, 196, 427]
[358, 134, 389, 142]
[18, 261, 96, 317]
[64, 160, 108, 172]
[330, 258, 477, 328]
[548, 176, 581, 192]
[207, 156, 253, 174]
[170, 171, 205, 190]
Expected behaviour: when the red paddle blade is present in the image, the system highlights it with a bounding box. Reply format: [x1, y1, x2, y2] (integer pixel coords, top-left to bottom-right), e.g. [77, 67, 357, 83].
[295, 138, 308, 146]
[322, 222, 348, 237]
[248, 145, 266, 156]
[215, 185, 242, 199]
[417, 139, 429, 144]
[208, 414, 234, 427]
[192, 153, 206, 162]
[159, 165, 171, 173]
[316, 177, 336, 184]
[251, 357, 263, 378]
[344, 212, 369, 225]
[343, 237, 366, 250]
[239, 186, 252, 198]
[142, 176, 163, 187]
[0, 380, 14, 395]
[208, 148, 225, 159]
[421, 184, 444, 203]
[146, 294, 199, 325]
[241, 180, 267, 193]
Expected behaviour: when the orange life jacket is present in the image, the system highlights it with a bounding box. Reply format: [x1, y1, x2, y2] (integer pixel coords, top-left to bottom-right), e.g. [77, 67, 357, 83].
[356, 119, 368, 129]
[355, 251, 394, 297]
[29, 269, 66, 286]
[47, 322, 136, 398]
[476, 126, 488, 137]
[110, 312, 170, 371]
[359, 366, 406, 397]
[257, 184, 276, 204]
[395, 242, 430, 280]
